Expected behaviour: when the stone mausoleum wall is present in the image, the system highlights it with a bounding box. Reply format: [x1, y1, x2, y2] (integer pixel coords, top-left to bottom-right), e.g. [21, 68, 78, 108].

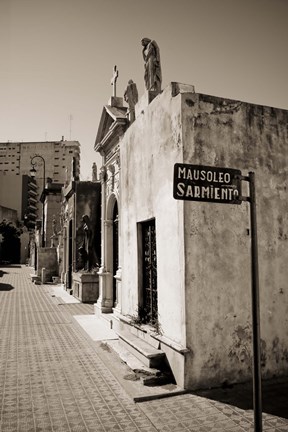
[120, 82, 288, 389]
[182, 92, 288, 388]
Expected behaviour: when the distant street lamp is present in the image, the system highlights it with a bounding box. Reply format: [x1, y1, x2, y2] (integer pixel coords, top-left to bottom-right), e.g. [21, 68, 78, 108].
[30, 155, 46, 247]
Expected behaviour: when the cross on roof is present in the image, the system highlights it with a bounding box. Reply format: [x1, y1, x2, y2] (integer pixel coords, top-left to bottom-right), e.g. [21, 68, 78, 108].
[111, 65, 119, 97]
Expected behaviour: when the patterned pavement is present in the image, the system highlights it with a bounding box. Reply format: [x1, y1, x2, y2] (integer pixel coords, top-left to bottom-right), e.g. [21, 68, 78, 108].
[140, 395, 288, 432]
[0, 265, 287, 432]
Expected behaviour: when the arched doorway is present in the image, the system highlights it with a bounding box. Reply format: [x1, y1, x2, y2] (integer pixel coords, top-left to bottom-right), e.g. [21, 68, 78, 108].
[106, 192, 120, 311]
[112, 201, 119, 307]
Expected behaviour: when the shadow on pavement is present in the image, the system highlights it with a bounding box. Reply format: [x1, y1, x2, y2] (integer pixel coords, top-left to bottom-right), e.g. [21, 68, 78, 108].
[193, 376, 288, 419]
[0, 270, 8, 277]
[0, 283, 14, 291]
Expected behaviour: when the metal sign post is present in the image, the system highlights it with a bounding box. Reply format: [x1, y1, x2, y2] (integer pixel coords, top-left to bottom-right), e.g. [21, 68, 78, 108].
[248, 171, 262, 432]
[239, 172, 262, 432]
[173, 164, 262, 432]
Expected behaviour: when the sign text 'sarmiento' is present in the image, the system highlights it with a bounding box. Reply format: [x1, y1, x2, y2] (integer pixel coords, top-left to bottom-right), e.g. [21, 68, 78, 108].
[173, 163, 242, 204]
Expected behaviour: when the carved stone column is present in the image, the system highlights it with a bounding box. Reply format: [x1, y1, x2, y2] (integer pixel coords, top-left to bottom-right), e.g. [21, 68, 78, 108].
[113, 266, 122, 315]
[96, 167, 113, 314]
[102, 219, 114, 312]
[113, 158, 122, 315]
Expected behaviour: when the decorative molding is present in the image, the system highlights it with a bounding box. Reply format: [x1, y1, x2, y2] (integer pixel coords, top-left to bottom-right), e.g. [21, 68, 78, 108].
[106, 144, 120, 164]
[115, 153, 120, 168]
[114, 172, 119, 194]
[108, 164, 115, 174]
[106, 178, 112, 196]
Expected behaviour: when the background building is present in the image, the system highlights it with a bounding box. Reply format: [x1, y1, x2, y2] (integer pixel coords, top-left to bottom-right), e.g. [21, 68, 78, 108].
[0, 138, 81, 264]
[0, 138, 80, 182]
[0, 173, 38, 228]
[0, 173, 23, 219]
[0, 138, 80, 224]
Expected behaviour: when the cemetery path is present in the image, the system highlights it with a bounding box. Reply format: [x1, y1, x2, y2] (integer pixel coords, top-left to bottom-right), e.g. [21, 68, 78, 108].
[0, 265, 156, 432]
[0, 265, 287, 432]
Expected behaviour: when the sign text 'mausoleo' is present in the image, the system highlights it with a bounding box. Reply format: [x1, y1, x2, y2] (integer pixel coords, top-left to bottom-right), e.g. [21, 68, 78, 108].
[173, 163, 242, 204]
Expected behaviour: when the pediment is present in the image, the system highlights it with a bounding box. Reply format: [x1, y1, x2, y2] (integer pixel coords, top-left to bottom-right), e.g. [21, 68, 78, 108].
[95, 105, 128, 152]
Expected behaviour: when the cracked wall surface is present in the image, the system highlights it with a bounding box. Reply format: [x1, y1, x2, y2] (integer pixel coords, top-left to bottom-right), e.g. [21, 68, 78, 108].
[183, 93, 288, 388]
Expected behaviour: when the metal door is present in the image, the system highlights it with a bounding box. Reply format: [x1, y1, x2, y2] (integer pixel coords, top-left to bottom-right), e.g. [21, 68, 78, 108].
[142, 219, 158, 324]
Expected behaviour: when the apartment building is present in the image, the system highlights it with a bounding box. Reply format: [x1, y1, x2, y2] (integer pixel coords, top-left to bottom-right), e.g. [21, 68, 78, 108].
[0, 138, 80, 183]
[0, 139, 80, 223]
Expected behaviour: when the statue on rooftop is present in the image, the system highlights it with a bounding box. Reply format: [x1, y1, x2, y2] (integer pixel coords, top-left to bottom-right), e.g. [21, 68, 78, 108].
[141, 38, 162, 94]
[124, 79, 138, 123]
[92, 162, 97, 182]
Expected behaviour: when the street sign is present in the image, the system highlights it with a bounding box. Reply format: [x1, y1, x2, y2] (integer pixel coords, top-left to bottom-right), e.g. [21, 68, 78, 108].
[173, 163, 262, 431]
[173, 163, 242, 204]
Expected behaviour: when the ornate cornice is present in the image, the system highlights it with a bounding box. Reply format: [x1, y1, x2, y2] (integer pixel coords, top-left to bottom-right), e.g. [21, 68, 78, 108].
[95, 119, 127, 156]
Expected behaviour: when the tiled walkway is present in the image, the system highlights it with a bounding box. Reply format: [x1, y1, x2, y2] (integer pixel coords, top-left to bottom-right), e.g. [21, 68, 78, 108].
[0, 265, 287, 431]
[0, 265, 156, 432]
[141, 395, 288, 432]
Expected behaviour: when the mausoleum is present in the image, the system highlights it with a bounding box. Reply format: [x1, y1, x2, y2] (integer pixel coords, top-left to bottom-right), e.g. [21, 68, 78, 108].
[94, 41, 288, 390]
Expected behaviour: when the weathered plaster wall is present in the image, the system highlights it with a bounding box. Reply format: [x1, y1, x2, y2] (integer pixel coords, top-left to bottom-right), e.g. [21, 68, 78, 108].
[121, 85, 187, 347]
[120, 84, 288, 389]
[182, 93, 288, 388]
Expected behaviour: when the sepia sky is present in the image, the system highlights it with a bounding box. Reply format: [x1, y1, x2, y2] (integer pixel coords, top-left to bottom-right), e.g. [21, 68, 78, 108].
[1, 0, 288, 179]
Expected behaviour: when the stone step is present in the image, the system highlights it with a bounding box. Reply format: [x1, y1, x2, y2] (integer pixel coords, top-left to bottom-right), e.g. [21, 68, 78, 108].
[101, 339, 176, 389]
[106, 339, 161, 377]
[118, 329, 165, 369]
[129, 325, 160, 349]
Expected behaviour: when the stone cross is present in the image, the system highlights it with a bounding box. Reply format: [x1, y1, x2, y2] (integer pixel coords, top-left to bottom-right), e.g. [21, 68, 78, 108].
[111, 65, 119, 97]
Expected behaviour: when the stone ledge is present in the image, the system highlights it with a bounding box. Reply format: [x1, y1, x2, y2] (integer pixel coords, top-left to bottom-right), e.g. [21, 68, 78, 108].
[135, 90, 159, 118]
[171, 81, 195, 97]
[151, 334, 190, 355]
